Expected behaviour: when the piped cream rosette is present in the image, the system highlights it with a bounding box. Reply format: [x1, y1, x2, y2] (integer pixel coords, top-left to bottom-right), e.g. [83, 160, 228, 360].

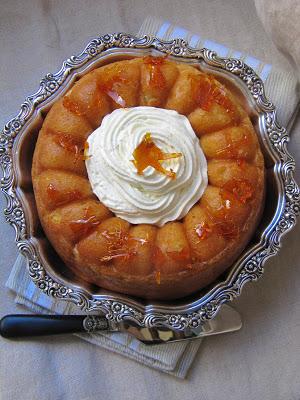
[85, 106, 208, 226]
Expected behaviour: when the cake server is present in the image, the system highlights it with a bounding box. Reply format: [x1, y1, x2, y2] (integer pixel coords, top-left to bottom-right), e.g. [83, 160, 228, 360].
[0, 304, 241, 344]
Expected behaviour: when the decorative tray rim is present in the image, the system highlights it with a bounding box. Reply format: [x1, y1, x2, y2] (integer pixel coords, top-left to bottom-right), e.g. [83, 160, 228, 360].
[1, 33, 299, 331]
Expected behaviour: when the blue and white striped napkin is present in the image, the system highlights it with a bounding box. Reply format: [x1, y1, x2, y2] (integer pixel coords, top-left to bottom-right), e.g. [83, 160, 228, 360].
[6, 17, 298, 378]
[143, 19, 272, 81]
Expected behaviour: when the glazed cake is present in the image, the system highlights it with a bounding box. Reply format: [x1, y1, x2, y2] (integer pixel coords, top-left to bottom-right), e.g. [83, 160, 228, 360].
[32, 56, 265, 299]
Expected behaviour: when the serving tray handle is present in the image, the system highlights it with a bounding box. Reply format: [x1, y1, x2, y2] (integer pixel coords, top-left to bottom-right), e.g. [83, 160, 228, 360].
[0, 314, 109, 338]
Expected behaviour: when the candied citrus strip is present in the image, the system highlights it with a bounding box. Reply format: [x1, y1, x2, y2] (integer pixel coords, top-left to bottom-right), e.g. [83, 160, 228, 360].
[98, 228, 148, 263]
[69, 207, 102, 239]
[132, 132, 182, 179]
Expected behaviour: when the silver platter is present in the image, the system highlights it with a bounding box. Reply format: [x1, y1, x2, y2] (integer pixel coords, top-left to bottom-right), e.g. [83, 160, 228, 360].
[0, 33, 299, 331]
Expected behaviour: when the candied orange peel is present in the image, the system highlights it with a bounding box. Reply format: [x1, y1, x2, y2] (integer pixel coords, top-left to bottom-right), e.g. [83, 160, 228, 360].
[132, 132, 182, 179]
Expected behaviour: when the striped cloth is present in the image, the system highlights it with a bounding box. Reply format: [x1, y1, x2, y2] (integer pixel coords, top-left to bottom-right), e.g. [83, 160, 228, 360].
[7, 17, 297, 378]
[7, 254, 201, 378]
[140, 19, 272, 81]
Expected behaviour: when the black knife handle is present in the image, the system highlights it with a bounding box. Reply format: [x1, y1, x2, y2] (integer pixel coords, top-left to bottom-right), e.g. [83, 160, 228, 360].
[0, 314, 109, 338]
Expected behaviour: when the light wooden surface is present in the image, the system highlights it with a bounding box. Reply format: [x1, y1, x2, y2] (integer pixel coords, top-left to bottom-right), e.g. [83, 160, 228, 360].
[0, 1, 299, 399]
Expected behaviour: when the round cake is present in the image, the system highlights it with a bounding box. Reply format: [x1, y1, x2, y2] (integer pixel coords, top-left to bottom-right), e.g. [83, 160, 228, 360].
[32, 56, 265, 300]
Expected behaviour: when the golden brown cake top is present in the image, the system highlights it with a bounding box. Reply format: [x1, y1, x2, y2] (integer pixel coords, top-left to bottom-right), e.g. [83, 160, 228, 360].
[31, 56, 265, 299]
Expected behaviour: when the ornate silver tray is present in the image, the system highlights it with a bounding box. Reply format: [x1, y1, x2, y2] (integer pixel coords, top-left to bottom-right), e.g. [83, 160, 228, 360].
[1, 33, 299, 331]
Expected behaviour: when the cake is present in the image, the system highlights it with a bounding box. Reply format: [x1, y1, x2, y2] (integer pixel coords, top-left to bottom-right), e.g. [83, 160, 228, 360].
[32, 56, 265, 300]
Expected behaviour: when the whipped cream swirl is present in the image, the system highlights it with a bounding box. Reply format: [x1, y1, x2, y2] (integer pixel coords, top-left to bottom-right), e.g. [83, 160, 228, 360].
[85, 107, 208, 226]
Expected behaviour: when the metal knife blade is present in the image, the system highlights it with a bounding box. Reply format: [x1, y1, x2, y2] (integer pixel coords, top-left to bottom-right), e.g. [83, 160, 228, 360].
[126, 305, 242, 344]
[0, 305, 242, 344]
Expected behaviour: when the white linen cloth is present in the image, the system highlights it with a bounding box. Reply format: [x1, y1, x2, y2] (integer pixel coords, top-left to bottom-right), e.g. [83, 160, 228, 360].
[4, 15, 299, 379]
[254, 0, 300, 82]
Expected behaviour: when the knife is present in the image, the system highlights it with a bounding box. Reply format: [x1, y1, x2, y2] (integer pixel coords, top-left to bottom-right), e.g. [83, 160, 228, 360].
[0, 305, 242, 344]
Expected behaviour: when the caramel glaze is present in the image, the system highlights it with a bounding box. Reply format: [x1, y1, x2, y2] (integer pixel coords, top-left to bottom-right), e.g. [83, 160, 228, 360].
[62, 72, 126, 114]
[191, 74, 239, 124]
[143, 55, 167, 89]
[193, 182, 253, 242]
[153, 245, 190, 266]
[75, 219, 153, 267]
[63, 96, 83, 116]
[51, 131, 83, 162]
[98, 229, 147, 264]
[46, 183, 82, 208]
[69, 206, 102, 240]
[64, 56, 169, 115]
[215, 131, 252, 159]
[63, 56, 169, 117]
[61, 72, 112, 129]
[97, 75, 127, 108]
